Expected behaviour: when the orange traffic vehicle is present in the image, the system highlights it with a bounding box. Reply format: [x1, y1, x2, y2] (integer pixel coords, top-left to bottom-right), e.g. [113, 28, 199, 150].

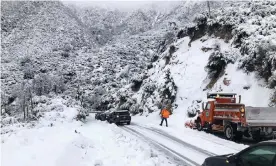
[192, 92, 276, 141]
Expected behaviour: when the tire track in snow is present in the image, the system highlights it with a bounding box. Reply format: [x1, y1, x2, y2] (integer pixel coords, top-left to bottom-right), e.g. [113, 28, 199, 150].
[122, 126, 200, 166]
[151, 126, 242, 151]
[189, 132, 248, 151]
[131, 124, 216, 156]
[134, 124, 243, 152]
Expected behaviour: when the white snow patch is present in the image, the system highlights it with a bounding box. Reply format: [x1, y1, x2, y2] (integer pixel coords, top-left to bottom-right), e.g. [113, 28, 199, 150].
[2, 116, 175, 166]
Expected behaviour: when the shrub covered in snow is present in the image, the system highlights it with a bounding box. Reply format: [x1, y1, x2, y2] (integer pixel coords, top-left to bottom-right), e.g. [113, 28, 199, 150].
[205, 1, 276, 92]
[143, 82, 156, 94]
[205, 45, 238, 89]
[75, 107, 88, 122]
[187, 100, 202, 117]
[269, 90, 276, 107]
[206, 49, 235, 79]
[129, 103, 140, 115]
[130, 74, 144, 92]
[160, 69, 177, 104]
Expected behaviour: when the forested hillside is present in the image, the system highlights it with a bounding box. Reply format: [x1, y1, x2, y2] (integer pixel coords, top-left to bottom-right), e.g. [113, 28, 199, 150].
[1, 1, 275, 126]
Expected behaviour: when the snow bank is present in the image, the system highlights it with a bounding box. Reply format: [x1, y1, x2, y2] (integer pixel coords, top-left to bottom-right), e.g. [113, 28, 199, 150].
[1, 97, 79, 135]
[1, 116, 174, 166]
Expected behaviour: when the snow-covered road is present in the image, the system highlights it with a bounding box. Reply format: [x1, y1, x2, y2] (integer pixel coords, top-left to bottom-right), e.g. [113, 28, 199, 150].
[122, 125, 213, 166]
[121, 122, 249, 166]
[1, 113, 249, 166]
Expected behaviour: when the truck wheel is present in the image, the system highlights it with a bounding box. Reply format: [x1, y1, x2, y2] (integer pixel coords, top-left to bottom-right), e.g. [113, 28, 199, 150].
[127, 121, 130, 125]
[224, 125, 234, 140]
[196, 120, 203, 131]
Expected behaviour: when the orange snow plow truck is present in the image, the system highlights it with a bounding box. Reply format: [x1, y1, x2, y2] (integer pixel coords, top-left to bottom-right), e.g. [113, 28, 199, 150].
[186, 92, 276, 141]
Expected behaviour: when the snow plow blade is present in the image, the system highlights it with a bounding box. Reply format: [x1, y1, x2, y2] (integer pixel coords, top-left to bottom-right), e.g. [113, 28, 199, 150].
[185, 120, 196, 129]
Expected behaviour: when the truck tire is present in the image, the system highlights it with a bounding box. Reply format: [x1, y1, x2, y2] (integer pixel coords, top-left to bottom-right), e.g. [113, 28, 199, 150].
[127, 121, 130, 125]
[196, 120, 203, 131]
[224, 125, 234, 140]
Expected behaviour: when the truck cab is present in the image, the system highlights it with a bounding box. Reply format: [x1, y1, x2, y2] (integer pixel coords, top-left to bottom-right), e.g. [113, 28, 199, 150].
[196, 93, 241, 131]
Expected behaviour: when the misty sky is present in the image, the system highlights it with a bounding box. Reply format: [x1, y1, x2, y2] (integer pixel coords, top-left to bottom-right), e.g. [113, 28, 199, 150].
[62, 1, 184, 11]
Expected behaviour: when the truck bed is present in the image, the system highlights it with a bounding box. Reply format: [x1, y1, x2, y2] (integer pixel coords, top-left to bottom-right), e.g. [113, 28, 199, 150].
[245, 107, 276, 127]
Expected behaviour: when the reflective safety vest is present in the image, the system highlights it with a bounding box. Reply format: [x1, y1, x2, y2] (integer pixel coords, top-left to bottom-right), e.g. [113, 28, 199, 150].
[161, 109, 170, 118]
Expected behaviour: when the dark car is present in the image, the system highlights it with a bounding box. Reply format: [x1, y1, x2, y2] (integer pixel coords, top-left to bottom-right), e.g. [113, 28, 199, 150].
[95, 110, 114, 121]
[104, 110, 113, 121]
[202, 140, 276, 166]
[95, 112, 101, 120]
[107, 110, 131, 125]
[95, 111, 106, 121]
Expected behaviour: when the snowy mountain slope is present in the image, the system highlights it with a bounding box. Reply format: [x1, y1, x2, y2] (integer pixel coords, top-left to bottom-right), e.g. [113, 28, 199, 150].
[131, 35, 272, 121]
[186, 1, 276, 105]
[122, 1, 276, 118]
[1, 1, 275, 128]
[1, 1, 247, 122]
[1, 1, 176, 120]
[2, 2, 276, 166]
[1, 1, 92, 59]
[1, 1, 93, 106]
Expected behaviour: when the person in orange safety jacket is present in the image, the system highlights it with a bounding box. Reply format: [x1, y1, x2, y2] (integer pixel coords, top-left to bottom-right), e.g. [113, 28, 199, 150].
[159, 107, 170, 127]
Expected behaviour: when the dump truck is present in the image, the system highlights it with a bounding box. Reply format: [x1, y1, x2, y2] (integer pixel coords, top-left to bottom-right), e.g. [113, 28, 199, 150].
[190, 92, 276, 141]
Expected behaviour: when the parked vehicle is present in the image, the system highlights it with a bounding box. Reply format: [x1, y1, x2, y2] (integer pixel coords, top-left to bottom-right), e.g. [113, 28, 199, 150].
[202, 140, 276, 166]
[108, 110, 131, 125]
[104, 110, 114, 121]
[95, 111, 108, 121]
[95, 112, 101, 120]
[186, 92, 276, 141]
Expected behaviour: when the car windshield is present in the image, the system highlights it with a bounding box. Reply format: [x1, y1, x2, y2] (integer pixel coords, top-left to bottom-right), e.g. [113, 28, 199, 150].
[115, 111, 129, 115]
[240, 145, 276, 166]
